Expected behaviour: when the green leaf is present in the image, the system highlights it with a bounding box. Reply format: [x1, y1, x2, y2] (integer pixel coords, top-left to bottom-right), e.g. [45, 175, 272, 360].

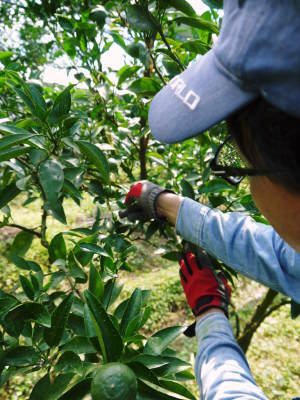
[83, 303, 97, 338]
[174, 17, 219, 34]
[79, 243, 109, 257]
[128, 362, 159, 385]
[180, 179, 195, 199]
[44, 294, 74, 347]
[27, 83, 47, 119]
[62, 336, 97, 354]
[144, 326, 185, 355]
[29, 374, 51, 400]
[111, 33, 126, 50]
[159, 0, 196, 16]
[39, 159, 64, 195]
[129, 78, 161, 96]
[49, 233, 67, 262]
[10, 255, 41, 272]
[198, 179, 233, 194]
[55, 351, 82, 374]
[39, 159, 66, 224]
[180, 40, 210, 54]
[0, 129, 36, 151]
[88, 263, 104, 300]
[158, 379, 197, 400]
[9, 231, 34, 258]
[202, 0, 223, 9]
[4, 302, 51, 337]
[57, 378, 92, 400]
[63, 179, 82, 205]
[0, 51, 13, 60]
[126, 5, 157, 32]
[0, 146, 31, 162]
[120, 288, 142, 335]
[9, 85, 36, 116]
[48, 85, 73, 125]
[84, 290, 123, 362]
[30, 373, 75, 400]
[102, 279, 123, 309]
[68, 252, 88, 283]
[4, 346, 40, 367]
[77, 141, 110, 184]
[118, 65, 141, 87]
[19, 275, 35, 300]
[137, 380, 181, 400]
[0, 182, 20, 209]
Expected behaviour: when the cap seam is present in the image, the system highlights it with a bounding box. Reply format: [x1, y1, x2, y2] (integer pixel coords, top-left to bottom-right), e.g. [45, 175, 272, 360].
[213, 52, 256, 94]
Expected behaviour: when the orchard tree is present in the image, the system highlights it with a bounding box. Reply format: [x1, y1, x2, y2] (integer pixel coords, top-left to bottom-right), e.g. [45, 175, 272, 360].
[0, 0, 298, 398]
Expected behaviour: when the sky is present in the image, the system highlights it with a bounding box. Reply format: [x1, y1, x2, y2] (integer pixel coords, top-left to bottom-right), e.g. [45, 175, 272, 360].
[41, 0, 209, 85]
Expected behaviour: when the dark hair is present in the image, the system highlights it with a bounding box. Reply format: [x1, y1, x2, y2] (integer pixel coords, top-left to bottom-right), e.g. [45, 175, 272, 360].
[227, 98, 300, 194]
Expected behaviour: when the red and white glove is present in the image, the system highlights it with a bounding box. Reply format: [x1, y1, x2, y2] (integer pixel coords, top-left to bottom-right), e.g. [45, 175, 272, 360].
[179, 248, 231, 318]
[119, 180, 173, 222]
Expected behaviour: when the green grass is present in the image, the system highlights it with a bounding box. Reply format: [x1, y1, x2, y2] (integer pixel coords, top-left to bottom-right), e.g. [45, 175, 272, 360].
[0, 196, 300, 399]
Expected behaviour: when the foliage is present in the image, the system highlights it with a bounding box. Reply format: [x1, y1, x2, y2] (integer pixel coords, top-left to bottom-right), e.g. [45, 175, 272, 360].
[0, 0, 296, 398]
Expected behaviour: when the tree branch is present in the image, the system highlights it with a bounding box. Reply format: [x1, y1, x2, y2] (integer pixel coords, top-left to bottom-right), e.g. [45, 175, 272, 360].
[6, 224, 41, 238]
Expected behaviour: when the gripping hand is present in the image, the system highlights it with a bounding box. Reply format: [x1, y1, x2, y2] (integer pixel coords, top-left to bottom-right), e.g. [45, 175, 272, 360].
[179, 246, 231, 318]
[119, 180, 173, 222]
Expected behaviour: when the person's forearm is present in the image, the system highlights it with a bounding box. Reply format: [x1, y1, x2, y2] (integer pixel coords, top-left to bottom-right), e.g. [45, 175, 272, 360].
[156, 193, 183, 225]
[195, 313, 268, 400]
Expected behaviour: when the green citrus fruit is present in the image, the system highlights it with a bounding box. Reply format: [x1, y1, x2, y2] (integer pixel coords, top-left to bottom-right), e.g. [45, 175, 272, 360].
[91, 363, 137, 400]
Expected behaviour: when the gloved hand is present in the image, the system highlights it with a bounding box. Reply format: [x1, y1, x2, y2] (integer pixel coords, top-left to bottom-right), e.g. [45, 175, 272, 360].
[119, 180, 173, 222]
[179, 245, 231, 320]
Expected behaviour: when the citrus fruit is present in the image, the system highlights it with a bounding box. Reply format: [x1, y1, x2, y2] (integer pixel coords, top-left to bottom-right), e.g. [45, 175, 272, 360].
[91, 362, 137, 400]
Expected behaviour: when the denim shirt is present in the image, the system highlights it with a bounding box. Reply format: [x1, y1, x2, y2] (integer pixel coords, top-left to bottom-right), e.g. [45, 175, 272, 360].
[175, 197, 300, 400]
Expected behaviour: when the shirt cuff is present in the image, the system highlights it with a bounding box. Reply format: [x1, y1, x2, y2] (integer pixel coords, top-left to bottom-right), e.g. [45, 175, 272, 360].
[175, 197, 210, 246]
[195, 312, 234, 343]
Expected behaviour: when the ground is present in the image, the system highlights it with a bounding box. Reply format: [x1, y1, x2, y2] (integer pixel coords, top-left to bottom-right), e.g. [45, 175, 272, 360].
[0, 195, 299, 399]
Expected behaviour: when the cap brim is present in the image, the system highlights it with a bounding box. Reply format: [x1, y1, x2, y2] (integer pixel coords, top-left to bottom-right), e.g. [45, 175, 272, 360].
[148, 50, 258, 144]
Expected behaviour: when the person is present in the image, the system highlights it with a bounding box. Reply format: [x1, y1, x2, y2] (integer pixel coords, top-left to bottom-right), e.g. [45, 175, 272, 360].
[120, 0, 300, 399]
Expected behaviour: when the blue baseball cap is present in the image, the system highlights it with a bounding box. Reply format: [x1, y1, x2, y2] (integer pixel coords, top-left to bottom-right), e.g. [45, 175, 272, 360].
[149, 0, 300, 144]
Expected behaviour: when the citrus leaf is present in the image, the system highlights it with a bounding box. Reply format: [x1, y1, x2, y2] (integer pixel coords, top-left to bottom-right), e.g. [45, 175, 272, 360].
[180, 179, 195, 199]
[158, 379, 197, 400]
[126, 5, 157, 32]
[88, 263, 104, 300]
[0, 182, 20, 209]
[48, 85, 73, 125]
[174, 16, 219, 34]
[49, 233, 67, 263]
[39, 159, 64, 195]
[159, 0, 196, 16]
[144, 326, 185, 355]
[10, 255, 41, 272]
[129, 78, 161, 96]
[0, 146, 30, 162]
[62, 336, 97, 354]
[4, 346, 40, 367]
[30, 373, 75, 400]
[84, 290, 123, 362]
[118, 65, 141, 87]
[202, 0, 223, 9]
[4, 302, 51, 337]
[0, 130, 36, 152]
[77, 140, 110, 184]
[120, 288, 142, 335]
[44, 294, 74, 347]
[19, 275, 35, 300]
[9, 231, 34, 258]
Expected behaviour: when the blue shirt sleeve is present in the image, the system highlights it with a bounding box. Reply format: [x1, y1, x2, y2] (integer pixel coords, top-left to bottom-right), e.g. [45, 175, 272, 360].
[175, 197, 300, 302]
[195, 312, 268, 400]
